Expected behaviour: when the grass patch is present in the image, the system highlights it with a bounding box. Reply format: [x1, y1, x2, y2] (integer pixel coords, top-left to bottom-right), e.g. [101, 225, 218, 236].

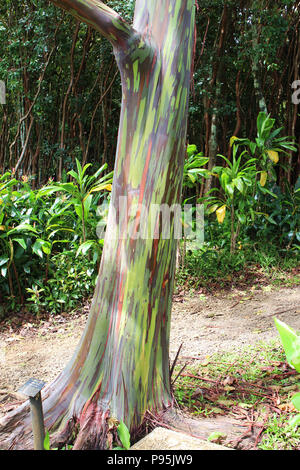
[175, 244, 300, 292]
[258, 415, 300, 450]
[172, 340, 300, 449]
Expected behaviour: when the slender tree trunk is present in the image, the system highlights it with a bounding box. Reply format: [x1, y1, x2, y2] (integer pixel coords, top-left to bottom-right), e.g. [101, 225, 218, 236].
[287, 25, 300, 183]
[204, 79, 221, 193]
[59, 22, 80, 180]
[203, 3, 228, 194]
[251, 13, 268, 114]
[0, 0, 196, 450]
[227, 70, 241, 157]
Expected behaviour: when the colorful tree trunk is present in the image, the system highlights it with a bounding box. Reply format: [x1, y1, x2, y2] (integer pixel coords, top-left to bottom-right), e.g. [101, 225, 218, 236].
[0, 0, 196, 450]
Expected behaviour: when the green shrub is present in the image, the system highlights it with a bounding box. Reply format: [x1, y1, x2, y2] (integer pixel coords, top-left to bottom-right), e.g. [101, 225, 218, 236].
[0, 165, 111, 317]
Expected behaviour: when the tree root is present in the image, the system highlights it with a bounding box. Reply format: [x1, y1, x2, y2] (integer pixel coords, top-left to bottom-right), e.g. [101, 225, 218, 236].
[0, 401, 32, 450]
[0, 383, 156, 450]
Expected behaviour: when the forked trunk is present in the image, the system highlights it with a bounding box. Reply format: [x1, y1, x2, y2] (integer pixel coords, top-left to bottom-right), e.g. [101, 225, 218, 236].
[0, 0, 195, 450]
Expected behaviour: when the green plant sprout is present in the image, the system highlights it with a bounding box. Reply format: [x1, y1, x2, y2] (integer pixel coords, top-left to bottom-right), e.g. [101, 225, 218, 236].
[274, 318, 300, 427]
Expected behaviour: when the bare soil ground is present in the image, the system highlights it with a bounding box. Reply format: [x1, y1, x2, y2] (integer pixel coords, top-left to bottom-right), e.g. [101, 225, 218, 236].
[170, 285, 300, 361]
[0, 284, 299, 419]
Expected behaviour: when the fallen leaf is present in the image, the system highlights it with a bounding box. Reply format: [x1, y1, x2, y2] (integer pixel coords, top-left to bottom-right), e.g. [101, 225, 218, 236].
[208, 431, 227, 444]
[223, 376, 236, 386]
[278, 403, 297, 412]
[238, 403, 253, 409]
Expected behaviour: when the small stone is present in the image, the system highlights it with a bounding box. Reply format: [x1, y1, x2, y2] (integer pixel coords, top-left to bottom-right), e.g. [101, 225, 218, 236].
[130, 427, 232, 451]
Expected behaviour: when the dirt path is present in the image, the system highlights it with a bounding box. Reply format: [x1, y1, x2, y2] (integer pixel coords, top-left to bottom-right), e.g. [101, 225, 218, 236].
[170, 285, 300, 360]
[0, 286, 299, 406]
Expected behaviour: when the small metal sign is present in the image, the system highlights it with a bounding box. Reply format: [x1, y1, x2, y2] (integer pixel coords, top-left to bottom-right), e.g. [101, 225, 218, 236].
[18, 378, 46, 450]
[18, 378, 46, 398]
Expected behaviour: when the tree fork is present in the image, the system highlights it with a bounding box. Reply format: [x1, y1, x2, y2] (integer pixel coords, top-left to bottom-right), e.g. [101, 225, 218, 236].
[0, 0, 196, 450]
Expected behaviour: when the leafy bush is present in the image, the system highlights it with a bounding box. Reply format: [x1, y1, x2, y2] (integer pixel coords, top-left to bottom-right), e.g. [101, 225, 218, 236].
[274, 318, 300, 427]
[194, 112, 299, 253]
[176, 238, 300, 289]
[0, 163, 111, 317]
[26, 251, 97, 315]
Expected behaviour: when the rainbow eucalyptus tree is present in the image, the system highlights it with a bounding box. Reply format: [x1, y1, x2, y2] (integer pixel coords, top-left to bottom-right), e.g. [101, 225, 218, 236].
[0, 0, 196, 449]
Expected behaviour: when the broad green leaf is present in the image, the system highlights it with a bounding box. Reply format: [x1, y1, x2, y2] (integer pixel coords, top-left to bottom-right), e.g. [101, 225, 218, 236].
[187, 173, 196, 184]
[225, 183, 235, 198]
[91, 163, 108, 181]
[92, 251, 99, 264]
[41, 242, 52, 255]
[274, 318, 300, 372]
[0, 256, 9, 267]
[291, 393, 300, 412]
[74, 204, 83, 221]
[48, 228, 75, 238]
[187, 144, 197, 156]
[289, 414, 300, 427]
[220, 172, 230, 191]
[76, 241, 94, 257]
[44, 431, 51, 450]
[1, 266, 7, 277]
[259, 187, 278, 198]
[12, 238, 27, 250]
[7, 223, 38, 235]
[117, 421, 130, 450]
[67, 170, 80, 181]
[32, 240, 43, 258]
[208, 203, 220, 214]
[234, 178, 244, 194]
[237, 212, 246, 224]
[249, 142, 257, 155]
[269, 127, 283, 140]
[83, 194, 93, 221]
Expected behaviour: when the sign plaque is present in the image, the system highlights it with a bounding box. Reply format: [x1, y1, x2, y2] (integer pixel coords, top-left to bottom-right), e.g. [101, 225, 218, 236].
[18, 378, 46, 398]
[18, 378, 46, 450]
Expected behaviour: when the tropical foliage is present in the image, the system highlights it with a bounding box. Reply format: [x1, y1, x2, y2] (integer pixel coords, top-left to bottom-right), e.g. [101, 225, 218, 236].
[274, 318, 300, 427]
[0, 1, 299, 189]
[0, 162, 112, 315]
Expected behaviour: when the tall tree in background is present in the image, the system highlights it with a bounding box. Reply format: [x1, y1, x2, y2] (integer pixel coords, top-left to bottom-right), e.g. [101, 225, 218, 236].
[0, 0, 196, 449]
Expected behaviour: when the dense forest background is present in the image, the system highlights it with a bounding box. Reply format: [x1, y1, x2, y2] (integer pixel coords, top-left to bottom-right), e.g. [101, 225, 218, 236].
[0, 0, 299, 187]
[0, 1, 299, 315]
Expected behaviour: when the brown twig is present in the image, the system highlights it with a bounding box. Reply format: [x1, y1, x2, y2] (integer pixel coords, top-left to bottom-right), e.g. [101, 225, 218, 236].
[170, 343, 183, 379]
[264, 307, 297, 318]
[171, 364, 188, 386]
[180, 373, 219, 384]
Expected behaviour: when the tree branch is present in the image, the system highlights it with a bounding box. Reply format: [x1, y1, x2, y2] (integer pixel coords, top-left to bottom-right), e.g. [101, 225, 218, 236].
[49, 0, 134, 48]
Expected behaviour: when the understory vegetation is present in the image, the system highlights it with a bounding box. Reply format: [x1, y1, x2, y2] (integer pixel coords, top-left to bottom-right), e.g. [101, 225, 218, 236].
[172, 340, 300, 450]
[0, 114, 299, 318]
[0, 160, 112, 316]
[0, 131, 299, 318]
